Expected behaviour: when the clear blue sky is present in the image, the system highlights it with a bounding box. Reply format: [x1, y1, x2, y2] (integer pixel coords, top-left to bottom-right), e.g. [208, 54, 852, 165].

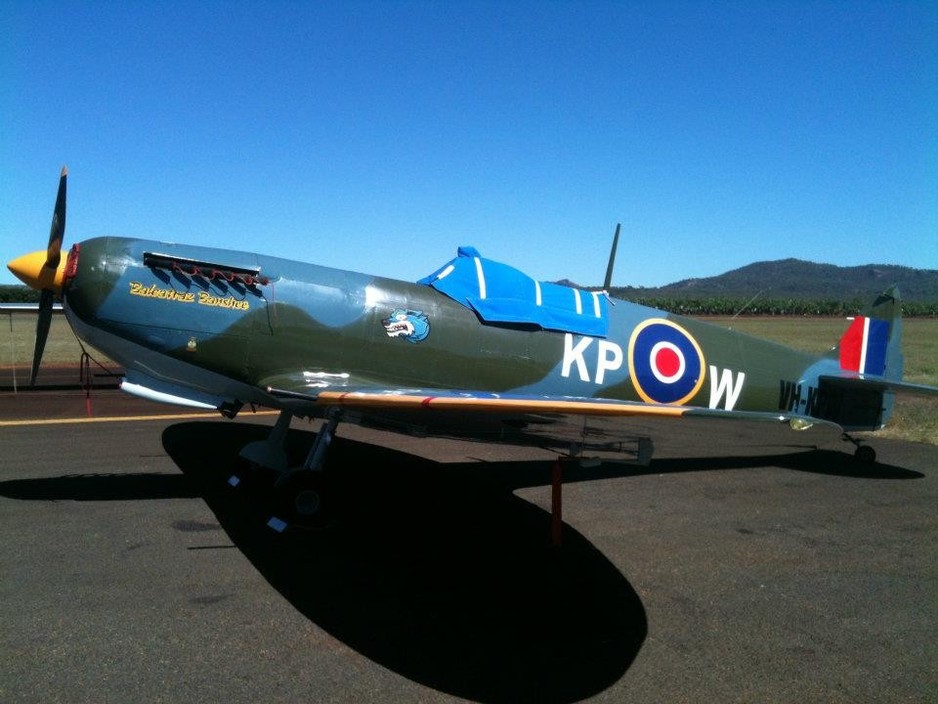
[2, 1, 936, 289]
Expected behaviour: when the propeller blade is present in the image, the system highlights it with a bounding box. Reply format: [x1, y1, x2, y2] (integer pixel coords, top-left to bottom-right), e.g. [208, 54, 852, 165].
[27, 166, 68, 386]
[31, 289, 54, 387]
[46, 166, 67, 268]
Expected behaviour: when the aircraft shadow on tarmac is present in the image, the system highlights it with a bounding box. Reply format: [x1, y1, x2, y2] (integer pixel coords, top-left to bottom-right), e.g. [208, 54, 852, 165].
[0, 472, 201, 502]
[161, 421, 646, 704]
[160, 422, 921, 702]
[0, 421, 922, 704]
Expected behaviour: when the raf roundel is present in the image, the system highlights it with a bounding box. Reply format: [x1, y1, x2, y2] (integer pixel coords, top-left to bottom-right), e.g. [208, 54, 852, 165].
[628, 318, 706, 405]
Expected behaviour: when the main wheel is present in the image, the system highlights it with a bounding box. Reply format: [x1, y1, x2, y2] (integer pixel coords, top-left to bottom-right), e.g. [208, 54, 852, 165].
[276, 471, 332, 528]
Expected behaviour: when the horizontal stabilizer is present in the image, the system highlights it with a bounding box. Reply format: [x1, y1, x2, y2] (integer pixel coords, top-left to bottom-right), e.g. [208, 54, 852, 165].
[819, 374, 938, 399]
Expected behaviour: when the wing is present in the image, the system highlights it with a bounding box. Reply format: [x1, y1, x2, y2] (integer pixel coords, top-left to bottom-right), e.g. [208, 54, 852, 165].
[261, 378, 845, 463]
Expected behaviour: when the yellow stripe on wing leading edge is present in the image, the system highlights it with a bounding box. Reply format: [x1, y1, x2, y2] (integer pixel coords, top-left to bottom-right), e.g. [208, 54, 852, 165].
[316, 391, 687, 417]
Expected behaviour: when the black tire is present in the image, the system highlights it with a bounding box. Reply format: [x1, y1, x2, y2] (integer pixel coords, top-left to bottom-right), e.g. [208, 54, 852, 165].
[276, 471, 331, 528]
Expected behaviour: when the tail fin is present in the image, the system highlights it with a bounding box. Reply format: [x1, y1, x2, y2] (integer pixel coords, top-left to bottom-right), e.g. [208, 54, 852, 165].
[828, 286, 903, 381]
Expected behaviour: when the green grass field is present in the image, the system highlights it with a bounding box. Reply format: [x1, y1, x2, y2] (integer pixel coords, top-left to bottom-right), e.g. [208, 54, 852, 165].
[2, 315, 98, 369]
[706, 317, 937, 445]
[4, 312, 936, 444]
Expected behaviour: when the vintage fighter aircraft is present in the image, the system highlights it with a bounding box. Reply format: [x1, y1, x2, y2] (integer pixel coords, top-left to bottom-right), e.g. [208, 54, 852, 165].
[9, 168, 938, 525]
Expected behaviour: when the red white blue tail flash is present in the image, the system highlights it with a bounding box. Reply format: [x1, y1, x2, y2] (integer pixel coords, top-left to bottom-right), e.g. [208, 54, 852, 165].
[839, 316, 890, 376]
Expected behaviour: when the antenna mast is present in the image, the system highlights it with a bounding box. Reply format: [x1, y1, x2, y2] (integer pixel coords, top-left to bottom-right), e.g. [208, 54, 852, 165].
[603, 223, 621, 291]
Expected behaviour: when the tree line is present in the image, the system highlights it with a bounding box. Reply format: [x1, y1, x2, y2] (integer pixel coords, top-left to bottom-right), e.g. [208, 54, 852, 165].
[0, 285, 42, 303]
[626, 296, 938, 317]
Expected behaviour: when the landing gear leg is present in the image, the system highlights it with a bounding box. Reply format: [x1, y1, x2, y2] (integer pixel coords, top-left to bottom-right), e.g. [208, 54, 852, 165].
[270, 409, 341, 529]
[842, 432, 877, 464]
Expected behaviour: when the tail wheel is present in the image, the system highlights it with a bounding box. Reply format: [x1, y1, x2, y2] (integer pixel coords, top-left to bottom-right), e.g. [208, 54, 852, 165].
[855, 445, 876, 464]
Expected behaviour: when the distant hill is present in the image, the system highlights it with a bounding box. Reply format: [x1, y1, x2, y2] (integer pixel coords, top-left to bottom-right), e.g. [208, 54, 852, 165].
[606, 259, 938, 304]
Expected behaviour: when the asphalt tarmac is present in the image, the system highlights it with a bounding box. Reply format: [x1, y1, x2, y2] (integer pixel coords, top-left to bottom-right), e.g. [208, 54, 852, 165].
[1, 387, 936, 703]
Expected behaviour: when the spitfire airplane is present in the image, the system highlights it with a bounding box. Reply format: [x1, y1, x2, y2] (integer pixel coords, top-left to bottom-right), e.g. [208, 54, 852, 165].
[9, 168, 938, 526]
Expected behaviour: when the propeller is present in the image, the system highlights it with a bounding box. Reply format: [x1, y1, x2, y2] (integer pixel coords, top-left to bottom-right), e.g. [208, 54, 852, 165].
[6, 166, 68, 386]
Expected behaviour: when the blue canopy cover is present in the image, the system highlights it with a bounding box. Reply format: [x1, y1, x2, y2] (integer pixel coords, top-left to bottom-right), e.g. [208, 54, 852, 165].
[418, 246, 609, 337]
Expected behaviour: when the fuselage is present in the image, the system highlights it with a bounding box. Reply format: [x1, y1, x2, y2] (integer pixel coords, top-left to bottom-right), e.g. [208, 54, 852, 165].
[62, 236, 843, 419]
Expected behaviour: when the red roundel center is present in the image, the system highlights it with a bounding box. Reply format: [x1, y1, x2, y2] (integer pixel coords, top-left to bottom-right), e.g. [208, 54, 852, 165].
[655, 347, 681, 377]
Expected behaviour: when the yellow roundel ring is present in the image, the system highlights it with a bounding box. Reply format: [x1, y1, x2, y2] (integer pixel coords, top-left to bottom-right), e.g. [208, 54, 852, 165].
[628, 318, 706, 405]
